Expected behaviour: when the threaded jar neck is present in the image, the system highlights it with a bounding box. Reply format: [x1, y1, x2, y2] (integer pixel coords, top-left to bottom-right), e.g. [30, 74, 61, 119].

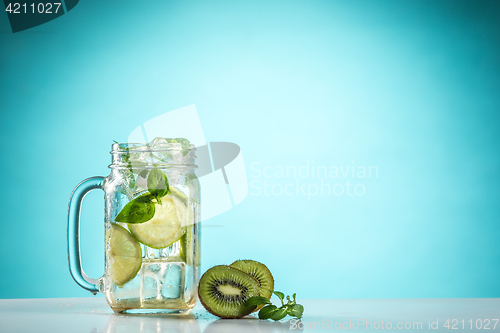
[109, 143, 197, 170]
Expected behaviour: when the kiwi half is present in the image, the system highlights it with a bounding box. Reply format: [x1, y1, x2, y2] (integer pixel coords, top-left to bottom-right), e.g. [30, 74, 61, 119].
[230, 260, 274, 312]
[198, 265, 261, 318]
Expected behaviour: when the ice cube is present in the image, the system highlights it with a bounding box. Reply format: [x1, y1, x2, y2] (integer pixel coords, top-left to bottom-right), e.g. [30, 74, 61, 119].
[128, 144, 151, 172]
[149, 137, 169, 147]
[141, 263, 162, 300]
[161, 263, 184, 299]
[114, 273, 141, 300]
[148, 137, 174, 164]
[141, 276, 158, 300]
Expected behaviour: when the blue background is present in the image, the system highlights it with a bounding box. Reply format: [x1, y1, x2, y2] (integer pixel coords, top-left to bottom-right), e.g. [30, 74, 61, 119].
[0, 0, 499, 299]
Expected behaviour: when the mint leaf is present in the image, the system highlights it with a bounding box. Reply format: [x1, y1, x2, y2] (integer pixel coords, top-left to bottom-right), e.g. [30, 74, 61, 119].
[270, 308, 288, 321]
[273, 291, 285, 302]
[287, 304, 304, 318]
[147, 168, 170, 199]
[254, 291, 304, 321]
[258, 305, 278, 320]
[245, 296, 271, 307]
[115, 194, 155, 223]
[139, 169, 149, 179]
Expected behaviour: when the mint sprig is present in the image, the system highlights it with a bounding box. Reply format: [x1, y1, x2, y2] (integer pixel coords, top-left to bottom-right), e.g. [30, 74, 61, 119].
[147, 168, 170, 203]
[115, 168, 170, 223]
[113, 138, 189, 224]
[245, 291, 304, 321]
[115, 194, 155, 223]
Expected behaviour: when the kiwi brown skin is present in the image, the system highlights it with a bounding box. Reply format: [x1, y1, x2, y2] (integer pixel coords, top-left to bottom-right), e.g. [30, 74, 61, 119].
[198, 265, 261, 319]
[230, 260, 275, 312]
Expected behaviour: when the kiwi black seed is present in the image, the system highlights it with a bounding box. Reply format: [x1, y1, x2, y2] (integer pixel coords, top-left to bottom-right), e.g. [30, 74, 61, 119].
[198, 265, 261, 318]
[230, 260, 274, 312]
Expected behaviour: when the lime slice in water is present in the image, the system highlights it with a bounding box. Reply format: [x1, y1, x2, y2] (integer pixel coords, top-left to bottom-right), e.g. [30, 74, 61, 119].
[178, 200, 198, 265]
[170, 187, 188, 205]
[109, 223, 142, 286]
[128, 194, 187, 249]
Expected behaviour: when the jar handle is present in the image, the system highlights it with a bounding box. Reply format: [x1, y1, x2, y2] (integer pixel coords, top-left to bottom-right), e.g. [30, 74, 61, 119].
[67, 176, 105, 295]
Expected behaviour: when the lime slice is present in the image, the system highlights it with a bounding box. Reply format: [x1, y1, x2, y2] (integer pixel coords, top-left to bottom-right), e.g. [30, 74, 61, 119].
[178, 196, 199, 266]
[179, 224, 200, 266]
[171, 194, 188, 227]
[128, 194, 187, 249]
[170, 187, 188, 205]
[109, 223, 142, 286]
[179, 233, 187, 263]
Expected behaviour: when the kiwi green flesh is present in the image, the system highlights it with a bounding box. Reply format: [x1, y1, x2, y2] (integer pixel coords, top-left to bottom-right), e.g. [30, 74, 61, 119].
[230, 260, 274, 311]
[198, 265, 261, 318]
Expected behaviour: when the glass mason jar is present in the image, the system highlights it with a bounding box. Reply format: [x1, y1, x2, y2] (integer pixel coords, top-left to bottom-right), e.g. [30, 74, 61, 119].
[68, 140, 200, 314]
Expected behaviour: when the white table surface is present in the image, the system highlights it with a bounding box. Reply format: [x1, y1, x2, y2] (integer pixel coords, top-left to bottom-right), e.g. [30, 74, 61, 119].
[0, 297, 498, 332]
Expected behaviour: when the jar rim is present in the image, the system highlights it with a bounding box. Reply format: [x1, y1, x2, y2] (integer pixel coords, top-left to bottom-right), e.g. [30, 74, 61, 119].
[109, 143, 197, 169]
[111, 142, 196, 153]
[109, 164, 197, 170]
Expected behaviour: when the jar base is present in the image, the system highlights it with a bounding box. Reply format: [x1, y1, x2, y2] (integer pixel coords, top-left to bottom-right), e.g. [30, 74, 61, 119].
[114, 308, 193, 315]
[108, 297, 197, 315]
